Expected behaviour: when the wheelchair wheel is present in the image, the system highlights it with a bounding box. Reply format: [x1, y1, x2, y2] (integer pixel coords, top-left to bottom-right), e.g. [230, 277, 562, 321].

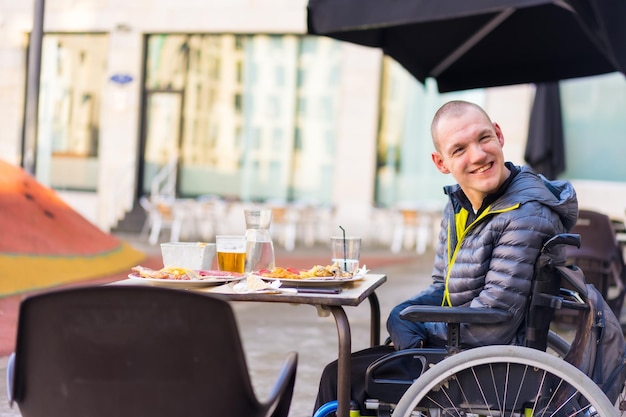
[392, 345, 617, 417]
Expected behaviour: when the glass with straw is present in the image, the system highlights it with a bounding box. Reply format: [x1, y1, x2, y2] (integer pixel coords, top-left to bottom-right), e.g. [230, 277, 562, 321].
[330, 226, 361, 273]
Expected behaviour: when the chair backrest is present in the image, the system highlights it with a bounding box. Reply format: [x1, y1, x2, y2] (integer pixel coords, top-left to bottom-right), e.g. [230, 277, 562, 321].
[567, 209, 621, 262]
[564, 209, 625, 318]
[11, 286, 290, 417]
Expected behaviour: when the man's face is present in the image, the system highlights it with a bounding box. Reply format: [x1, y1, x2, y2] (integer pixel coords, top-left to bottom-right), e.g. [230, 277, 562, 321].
[431, 108, 509, 209]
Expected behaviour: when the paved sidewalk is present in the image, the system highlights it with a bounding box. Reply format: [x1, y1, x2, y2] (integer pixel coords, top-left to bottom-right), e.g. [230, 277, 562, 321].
[0, 234, 432, 417]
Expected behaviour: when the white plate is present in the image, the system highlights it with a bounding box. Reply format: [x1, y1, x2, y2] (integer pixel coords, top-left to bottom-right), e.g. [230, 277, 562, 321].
[252, 274, 365, 287]
[127, 272, 245, 288]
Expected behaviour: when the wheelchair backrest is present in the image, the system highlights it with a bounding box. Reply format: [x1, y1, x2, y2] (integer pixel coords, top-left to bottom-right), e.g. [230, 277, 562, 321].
[528, 234, 626, 404]
[524, 233, 583, 351]
[559, 269, 626, 404]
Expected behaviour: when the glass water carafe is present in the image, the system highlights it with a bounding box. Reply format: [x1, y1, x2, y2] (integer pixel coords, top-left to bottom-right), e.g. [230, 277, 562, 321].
[244, 209, 276, 272]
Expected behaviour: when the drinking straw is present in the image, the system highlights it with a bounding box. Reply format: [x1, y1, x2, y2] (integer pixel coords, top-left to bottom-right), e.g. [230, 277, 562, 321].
[339, 225, 347, 272]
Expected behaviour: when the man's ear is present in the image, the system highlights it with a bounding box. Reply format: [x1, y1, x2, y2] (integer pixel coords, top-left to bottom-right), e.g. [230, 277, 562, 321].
[494, 122, 505, 147]
[431, 152, 450, 174]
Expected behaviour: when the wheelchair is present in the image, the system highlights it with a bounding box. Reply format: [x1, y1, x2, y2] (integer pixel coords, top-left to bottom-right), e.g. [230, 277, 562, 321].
[315, 234, 626, 417]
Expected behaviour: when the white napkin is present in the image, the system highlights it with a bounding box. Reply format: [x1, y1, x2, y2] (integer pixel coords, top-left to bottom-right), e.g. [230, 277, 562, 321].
[352, 265, 369, 279]
[233, 274, 285, 293]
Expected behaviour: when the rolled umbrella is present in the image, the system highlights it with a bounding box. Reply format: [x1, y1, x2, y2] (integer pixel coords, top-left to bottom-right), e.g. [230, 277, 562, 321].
[524, 82, 566, 179]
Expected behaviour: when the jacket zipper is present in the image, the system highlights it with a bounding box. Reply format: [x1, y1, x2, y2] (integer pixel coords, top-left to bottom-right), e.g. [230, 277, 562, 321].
[442, 203, 521, 306]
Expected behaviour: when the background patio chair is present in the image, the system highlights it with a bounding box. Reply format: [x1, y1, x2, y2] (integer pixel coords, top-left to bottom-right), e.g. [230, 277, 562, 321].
[6, 286, 298, 417]
[556, 209, 626, 327]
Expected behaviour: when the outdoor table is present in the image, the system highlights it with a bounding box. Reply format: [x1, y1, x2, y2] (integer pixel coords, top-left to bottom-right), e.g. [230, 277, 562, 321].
[111, 273, 387, 417]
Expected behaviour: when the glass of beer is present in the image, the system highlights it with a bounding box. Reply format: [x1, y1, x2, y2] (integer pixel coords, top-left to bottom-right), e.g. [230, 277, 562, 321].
[216, 235, 247, 273]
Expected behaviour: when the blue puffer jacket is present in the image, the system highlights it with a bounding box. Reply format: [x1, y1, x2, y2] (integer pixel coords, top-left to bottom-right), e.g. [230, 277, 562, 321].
[423, 165, 578, 347]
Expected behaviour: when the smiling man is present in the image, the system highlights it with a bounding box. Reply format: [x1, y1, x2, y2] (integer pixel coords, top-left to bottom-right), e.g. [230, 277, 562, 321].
[386, 100, 579, 350]
[313, 100, 579, 416]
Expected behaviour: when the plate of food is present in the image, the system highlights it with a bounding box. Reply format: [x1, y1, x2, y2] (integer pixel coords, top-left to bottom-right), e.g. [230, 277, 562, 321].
[128, 265, 245, 288]
[252, 263, 368, 287]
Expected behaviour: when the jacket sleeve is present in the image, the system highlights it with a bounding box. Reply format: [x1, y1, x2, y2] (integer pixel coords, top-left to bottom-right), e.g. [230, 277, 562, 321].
[430, 204, 448, 287]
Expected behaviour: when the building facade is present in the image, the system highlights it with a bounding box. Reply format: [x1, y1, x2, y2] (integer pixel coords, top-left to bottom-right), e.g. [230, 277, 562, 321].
[2, 0, 625, 244]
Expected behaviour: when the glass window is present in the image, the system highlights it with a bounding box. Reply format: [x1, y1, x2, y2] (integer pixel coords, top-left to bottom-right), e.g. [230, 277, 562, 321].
[267, 96, 280, 118]
[236, 61, 244, 83]
[234, 93, 243, 113]
[297, 67, 305, 87]
[269, 35, 283, 50]
[294, 127, 302, 150]
[142, 34, 280, 199]
[142, 92, 183, 196]
[560, 73, 626, 181]
[272, 128, 283, 151]
[142, 34, 341, 204]
[251, 127, 261, 149]
[234, 35, 245, 50]
[275, 66, 285, 87]
[36, 33, 108, 191]
[146, 35, 189, 90]
[297, 97, 307, 116]
[289, 36, 341, 203]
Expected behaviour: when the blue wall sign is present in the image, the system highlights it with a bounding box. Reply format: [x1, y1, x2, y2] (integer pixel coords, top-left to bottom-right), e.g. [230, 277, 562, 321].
[110, 73, 134, 84]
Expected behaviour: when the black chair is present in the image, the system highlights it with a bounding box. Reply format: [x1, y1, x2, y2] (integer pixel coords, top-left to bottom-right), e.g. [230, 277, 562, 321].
[558, 209, 626, 324]
[7, 286, 298, 417]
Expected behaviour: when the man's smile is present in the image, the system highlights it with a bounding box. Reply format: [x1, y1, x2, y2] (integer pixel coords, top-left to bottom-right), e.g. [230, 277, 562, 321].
[472, 162, 493, 174]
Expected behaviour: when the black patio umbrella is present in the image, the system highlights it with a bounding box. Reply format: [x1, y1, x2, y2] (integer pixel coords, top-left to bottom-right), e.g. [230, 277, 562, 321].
[524, 82, 565, 179]
[307, 0, 626, 93]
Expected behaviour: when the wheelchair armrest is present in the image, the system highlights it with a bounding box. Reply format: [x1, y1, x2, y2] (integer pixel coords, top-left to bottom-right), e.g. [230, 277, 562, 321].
[399, 305, 512, 324]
